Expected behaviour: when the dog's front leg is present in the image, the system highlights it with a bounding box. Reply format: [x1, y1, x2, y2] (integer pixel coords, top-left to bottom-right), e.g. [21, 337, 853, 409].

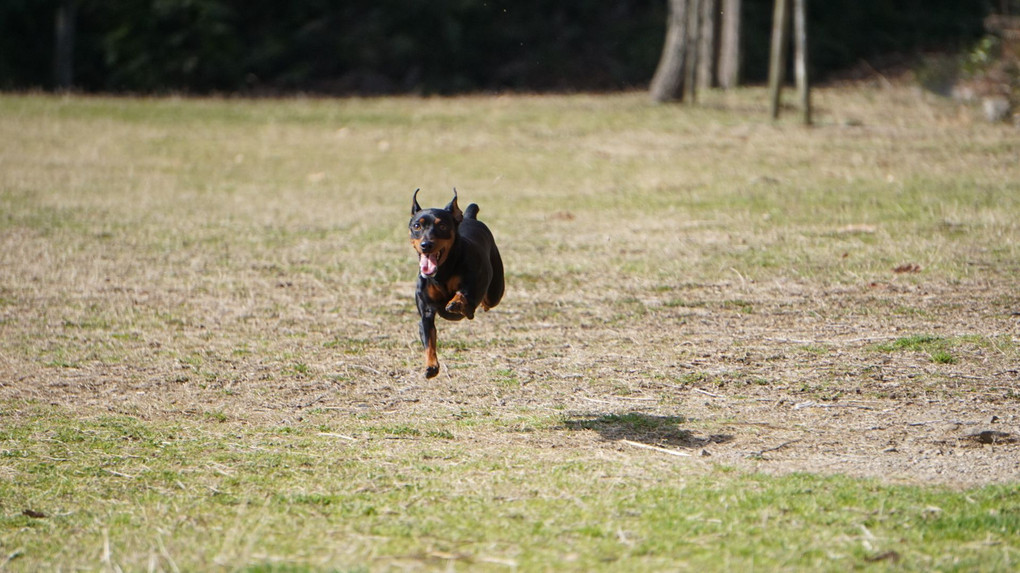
[417, 289, 441, 378]
[444, 291, 474, 319]
[422, 316, 439, 378]
[444, 276, 481, 320]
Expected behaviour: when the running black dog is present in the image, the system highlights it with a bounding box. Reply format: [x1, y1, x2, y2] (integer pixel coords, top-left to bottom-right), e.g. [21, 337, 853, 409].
[409, 189, 504, 378]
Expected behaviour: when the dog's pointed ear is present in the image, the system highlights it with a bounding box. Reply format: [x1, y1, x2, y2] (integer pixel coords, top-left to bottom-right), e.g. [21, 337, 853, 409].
[411, 188, 422, 215]
[445, 188, 463, 223]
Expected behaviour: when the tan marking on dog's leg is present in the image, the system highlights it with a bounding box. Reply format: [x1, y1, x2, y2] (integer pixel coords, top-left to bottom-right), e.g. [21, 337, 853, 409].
[445, 292, 469, 317]
[424, 324, 440, 378]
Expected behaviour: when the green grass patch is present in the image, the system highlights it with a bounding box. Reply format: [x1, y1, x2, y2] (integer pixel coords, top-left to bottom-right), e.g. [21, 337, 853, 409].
[881, 334, 943, 351]
[873, 334, 965, 365]
[1, 405, 1018, 571]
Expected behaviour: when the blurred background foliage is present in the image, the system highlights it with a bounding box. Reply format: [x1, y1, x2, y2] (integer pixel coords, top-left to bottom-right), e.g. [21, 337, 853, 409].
[0, 0, 1000, 94]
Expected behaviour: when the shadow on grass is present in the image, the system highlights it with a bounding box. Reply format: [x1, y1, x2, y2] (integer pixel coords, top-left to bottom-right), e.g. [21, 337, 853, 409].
[564, 412, 733, 449]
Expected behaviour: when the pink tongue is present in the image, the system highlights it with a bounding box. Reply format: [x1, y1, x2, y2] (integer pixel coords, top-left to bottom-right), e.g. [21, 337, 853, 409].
[420, 253, 438, 276]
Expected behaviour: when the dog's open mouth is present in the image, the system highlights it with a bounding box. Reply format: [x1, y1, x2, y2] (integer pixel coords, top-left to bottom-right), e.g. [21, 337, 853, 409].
[419, 250, 442, 277]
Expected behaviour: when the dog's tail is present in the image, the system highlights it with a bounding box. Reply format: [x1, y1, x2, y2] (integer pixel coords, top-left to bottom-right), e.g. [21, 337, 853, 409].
[464, 203, 480, 220]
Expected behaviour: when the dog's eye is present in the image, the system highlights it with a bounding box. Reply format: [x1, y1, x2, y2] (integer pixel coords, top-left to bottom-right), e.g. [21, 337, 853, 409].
[412, 222, 422, 230]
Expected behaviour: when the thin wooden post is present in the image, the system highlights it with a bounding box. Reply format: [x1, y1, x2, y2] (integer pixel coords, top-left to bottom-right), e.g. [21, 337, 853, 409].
[767, 0, 790, 119]
[793, 0, 811, 124]
[686, 0, 702, 103]
[54, 0, 76, 90]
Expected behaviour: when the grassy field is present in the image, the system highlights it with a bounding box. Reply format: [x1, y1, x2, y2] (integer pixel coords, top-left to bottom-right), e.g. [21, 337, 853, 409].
[1, 86, 1018, 571]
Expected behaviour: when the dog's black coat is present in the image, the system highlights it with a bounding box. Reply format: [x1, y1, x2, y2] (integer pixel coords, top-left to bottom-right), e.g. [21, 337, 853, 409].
[409, 189, 504, 378]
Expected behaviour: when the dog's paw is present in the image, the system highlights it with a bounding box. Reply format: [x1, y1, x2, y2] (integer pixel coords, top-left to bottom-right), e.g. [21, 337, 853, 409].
[425, 364, 440, 379]
[445, 292, 471, 318]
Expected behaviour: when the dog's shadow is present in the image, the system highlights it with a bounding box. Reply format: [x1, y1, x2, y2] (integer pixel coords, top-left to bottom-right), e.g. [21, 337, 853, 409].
[564, 412, 733, 449]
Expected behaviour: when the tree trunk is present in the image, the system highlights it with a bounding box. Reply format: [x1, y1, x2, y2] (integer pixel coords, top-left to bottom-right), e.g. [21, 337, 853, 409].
[697, 0, 718, 90]
[718, 0, 741, 89]
[767, 0, 790, 119]
[650, 0, 689, 102]
[54, 0, 76, 90]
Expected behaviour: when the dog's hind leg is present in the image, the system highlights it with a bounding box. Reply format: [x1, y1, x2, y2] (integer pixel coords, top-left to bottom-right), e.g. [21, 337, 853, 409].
[482, 245, 504, 311]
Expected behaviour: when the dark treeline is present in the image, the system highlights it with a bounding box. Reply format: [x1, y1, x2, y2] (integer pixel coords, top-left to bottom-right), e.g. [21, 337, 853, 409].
[0, 0, 991, 94]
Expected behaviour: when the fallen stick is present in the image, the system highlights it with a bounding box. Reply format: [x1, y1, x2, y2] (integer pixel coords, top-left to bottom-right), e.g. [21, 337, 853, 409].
[793, 401, 874, 410]
[694, 387, 723, 398]
[317, 432, 358, 441]
[621, 439, 691, 457]
[747, 439, 801, 458]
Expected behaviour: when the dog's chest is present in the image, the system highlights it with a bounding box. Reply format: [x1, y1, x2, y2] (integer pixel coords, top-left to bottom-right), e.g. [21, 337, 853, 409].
[426, 275, 461, 304]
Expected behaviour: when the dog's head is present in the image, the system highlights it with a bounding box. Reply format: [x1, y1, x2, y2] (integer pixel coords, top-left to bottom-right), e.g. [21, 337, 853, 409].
[410, 188, 463, 278]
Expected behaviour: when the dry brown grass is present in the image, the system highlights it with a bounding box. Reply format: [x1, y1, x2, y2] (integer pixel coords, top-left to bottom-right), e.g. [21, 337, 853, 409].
[1, 87, 1018, 570]
[2, 88, 1018, 481]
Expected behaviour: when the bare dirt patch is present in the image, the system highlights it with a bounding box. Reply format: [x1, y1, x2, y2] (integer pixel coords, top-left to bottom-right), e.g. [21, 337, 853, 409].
[3, 270, 1016, 488]
[1, 89, 1018, 494]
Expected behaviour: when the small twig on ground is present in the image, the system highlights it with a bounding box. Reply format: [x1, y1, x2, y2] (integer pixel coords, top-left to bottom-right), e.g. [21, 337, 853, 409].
[906, 420, 975, 427]
[947, 374, 985, 381]
[793, 401, 874, 410]
[293, 393, 328, 409]
[317, 432, 358, 441]
[729, 267, 747, 286]
[1, 548, 24, 568]
[747, 439, 801, 459]
[693, 387, 723, 398]
[621, 439, 692, 457]
[580, 395, 654, 404]
[764, 336, 894, 345]
[763, 337, 817, 344]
